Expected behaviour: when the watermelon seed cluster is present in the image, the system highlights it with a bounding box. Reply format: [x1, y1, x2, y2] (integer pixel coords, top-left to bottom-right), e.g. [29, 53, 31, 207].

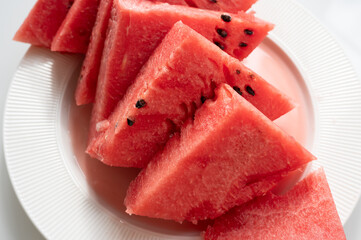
[215, 15, 254, 52]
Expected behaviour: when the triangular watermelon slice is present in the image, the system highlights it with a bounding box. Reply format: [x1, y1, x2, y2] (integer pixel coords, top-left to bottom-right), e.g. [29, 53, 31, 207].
[13, 0, 73, 47]
[51, 0, 101, 53]
[124, 84, 315, 222]
[90, 0, 274, 141]
[87, 22, 294, 168]
[75, 0, 113, 105]
[204, 168, 345, 240]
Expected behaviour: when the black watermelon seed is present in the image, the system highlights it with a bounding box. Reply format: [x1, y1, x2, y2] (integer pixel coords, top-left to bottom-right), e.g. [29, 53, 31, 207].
[115, 121, 119, 128]
[135, 99, 147, 109]
[221, 14, 232, 22]
[239, 42, 248, 47]
[244, 29, 254, 35]
[127, 118, 135, 126]
[233, 86, 242, 96]
[236, 69, 241, 75]
[214, 41, 225, 50]
[209, 0, 217, 3]
[249, 74, 255, 79]
[216, 28, 228, 38]
[201, 96, 206, 104]
[246, 85, 255, 96]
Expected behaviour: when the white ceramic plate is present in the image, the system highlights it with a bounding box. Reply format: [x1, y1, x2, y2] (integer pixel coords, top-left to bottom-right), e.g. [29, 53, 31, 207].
[4, 0, 361, 239]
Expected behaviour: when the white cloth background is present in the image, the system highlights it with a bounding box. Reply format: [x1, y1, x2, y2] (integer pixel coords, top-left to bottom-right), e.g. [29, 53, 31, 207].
[0, 0, 360, 239]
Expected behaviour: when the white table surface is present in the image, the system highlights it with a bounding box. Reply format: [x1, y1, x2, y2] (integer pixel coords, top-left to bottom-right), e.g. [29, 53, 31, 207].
[0, 0, 360, 239]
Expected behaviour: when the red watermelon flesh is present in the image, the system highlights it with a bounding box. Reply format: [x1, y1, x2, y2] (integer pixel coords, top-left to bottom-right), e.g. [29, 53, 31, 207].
[75, 0, 113, 105]
[124, 84, 315, 222]
[13, 0, 73, 47]
[89, 0, 273, 141]
[204, 168, 345, 240]
[51, 0, 100, 53]
[86, 22, 294, 168]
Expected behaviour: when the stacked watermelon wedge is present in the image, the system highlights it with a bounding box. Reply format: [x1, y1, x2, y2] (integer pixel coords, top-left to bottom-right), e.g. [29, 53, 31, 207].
[14, 0, 346, 238]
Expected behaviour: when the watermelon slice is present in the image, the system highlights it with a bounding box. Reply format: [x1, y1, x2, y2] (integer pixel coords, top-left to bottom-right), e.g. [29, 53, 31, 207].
[51, 0, 100, 53]
[13, 0, 73, 47]
[75, 0, 113, 105]
[90, 0, 274, 141]
[87, 21, 294, 168]
[204, 168, 345, 240]
[124, 84, 315, 222]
